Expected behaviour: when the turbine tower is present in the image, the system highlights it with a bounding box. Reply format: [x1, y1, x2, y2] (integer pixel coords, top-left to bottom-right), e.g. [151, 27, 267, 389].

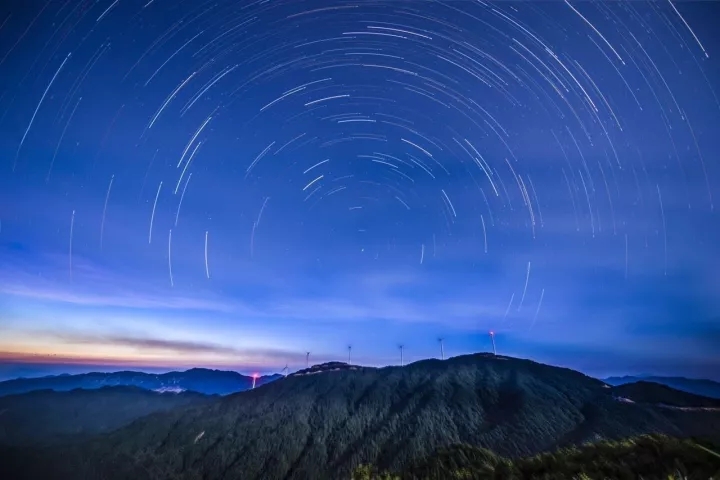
[438, 337, 445, 360]
[399, 344, 404, 367]
[348, 345, 352, 364]
[252, 373, 258, 389]
[489, 331, 497, 356]
[306, 351, 310, 369]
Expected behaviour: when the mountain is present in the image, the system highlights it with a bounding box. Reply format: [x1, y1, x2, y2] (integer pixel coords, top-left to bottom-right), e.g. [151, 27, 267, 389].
[291, 361, 365, 376]
[0, 368, 282, 396]
[0, 386, 214, 446]
[611, 381, 720, 408]
[356, 434, 720, 479]
[604, 375, 720, 399]
[1, 354, 719, 480]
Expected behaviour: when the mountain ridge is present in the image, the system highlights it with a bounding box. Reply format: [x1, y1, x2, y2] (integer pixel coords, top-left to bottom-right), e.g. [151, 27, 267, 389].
[0, 367, 281, 396]
[604, 375, 720, 399]
[2, 352, 718, 480]
[611, 381, 720, 409]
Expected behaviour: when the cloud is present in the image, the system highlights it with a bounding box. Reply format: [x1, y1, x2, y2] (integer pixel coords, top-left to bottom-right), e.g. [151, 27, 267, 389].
[3, 240, 717, 379]
[0, 252, 236, 312]
[46, 331, 310, 364]
[1, 281, 235, 312]
[0, 251, 535, 329]
[58, 334, 243, 355]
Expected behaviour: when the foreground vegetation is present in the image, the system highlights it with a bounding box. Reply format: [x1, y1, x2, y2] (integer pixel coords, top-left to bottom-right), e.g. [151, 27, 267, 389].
[352, 434, 720, 480]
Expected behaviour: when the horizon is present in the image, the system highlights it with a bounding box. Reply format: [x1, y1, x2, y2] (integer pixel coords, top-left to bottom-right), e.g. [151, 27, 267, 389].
[1, 1, 719, 381]
[2, 349, 719, 384]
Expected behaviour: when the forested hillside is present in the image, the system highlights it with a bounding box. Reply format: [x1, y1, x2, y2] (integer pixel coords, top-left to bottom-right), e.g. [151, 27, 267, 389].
[1, 354, 719, 480]
[0, 386, 213, 446]
[352, 434, 720, 479]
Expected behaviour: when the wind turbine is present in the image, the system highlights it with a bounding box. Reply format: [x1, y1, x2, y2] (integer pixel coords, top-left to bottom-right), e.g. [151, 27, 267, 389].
[438, 337, 445, 360]
[282, 364, 289, 377]
[489, 331, 497, 356]
[347, 345, 352, 364]
[252, 373, 258, 389]
[399, 344, 404, 367]
[306, 351, 310, 369]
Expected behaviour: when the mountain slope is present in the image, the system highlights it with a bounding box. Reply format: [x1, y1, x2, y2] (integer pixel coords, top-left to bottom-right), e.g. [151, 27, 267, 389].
[360, 434, 720, 479]
[604, 375, 720, 399]
[2, 354, 720, 480]
[0, 386, 214, 446]
[0, 368, 281, 396]
[611, 381, 720, 408]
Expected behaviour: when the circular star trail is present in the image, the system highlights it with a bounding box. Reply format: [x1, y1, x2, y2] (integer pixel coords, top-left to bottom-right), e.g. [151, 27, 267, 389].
[1, 0, 719, 367]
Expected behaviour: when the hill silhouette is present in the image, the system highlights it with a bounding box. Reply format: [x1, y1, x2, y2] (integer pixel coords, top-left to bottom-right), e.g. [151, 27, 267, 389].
[604, 375, 720, 399]
[0, 386, 213, 446]
[0, 368, 281, 396]
[1, 354, 719, 480]
[611, 381, 720, 408]
[291, 361, 366, 376]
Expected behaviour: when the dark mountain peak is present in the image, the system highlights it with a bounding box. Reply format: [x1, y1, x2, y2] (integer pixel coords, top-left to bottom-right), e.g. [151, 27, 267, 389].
[291, 361, 368, 376]
[181, 367, 227, 375]
[423, 352, 605, 386]
[281, 353, 605, 387]
[96, 370, 142, 377]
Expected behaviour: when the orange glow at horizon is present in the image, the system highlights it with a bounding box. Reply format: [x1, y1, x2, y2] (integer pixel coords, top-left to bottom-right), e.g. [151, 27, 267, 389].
[0, 328, 284, 370]
[0, 338, 272, 369]
[0, 351, 270, 370]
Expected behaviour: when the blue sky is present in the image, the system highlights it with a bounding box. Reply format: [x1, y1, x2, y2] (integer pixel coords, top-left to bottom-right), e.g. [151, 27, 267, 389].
[0, 0, 719, 380]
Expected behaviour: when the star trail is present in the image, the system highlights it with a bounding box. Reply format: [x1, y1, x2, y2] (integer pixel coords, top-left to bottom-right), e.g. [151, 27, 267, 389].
[0, 0, 718, 379]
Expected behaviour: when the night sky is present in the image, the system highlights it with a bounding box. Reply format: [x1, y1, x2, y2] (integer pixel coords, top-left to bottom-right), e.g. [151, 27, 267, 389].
[1, 0, 719, 380]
